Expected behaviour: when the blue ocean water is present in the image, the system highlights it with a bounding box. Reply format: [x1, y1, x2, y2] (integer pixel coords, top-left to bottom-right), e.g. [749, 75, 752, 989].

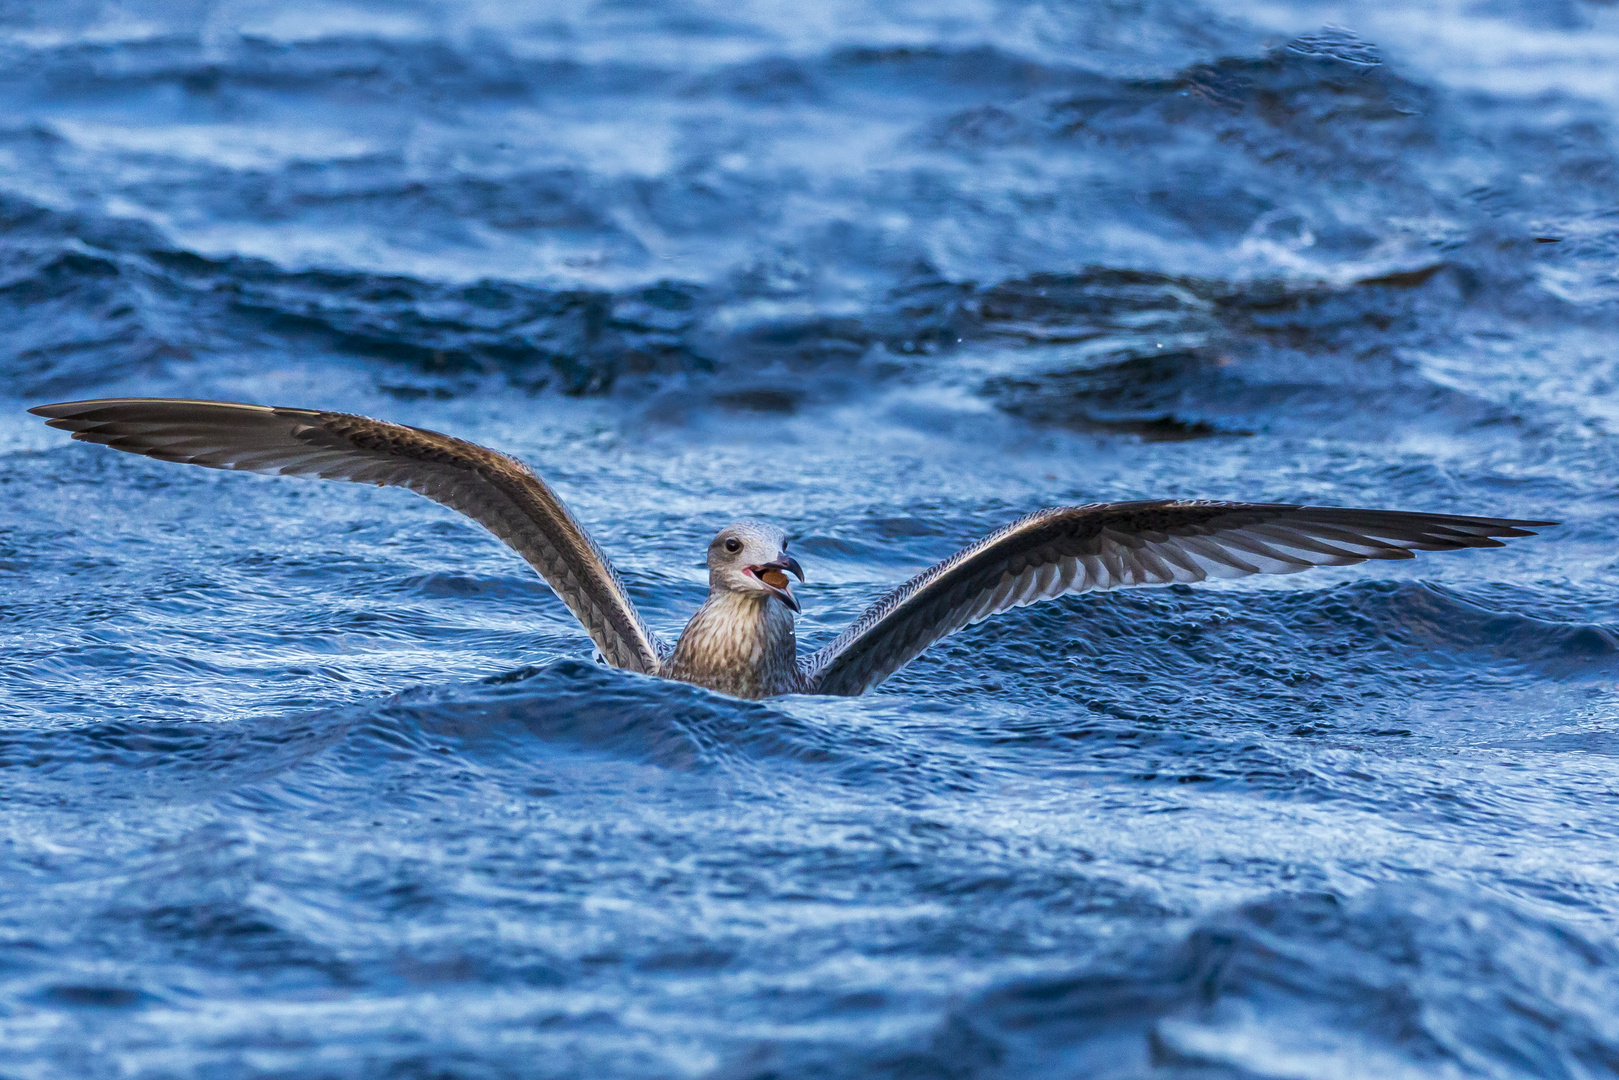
[4, 0, 1619, 1075]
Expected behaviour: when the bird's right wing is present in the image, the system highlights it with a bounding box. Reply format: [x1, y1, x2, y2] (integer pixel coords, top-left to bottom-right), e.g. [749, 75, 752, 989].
[802, 500, 1553, 696]
[31, 398, 666, 674]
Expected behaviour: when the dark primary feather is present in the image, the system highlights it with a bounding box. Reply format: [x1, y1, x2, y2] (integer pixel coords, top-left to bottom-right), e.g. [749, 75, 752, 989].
[30, 398, 665, 674]
[803, 501, 1555, 696]
[31, 401, 1554, 701]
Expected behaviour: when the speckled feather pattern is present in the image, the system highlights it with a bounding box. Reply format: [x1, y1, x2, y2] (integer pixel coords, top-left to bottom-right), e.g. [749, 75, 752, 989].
[664, 591, 805, 698]
[31, 399, 666, 674]
[802, 501, 1548, 696]
[31, 401, 1552, 700]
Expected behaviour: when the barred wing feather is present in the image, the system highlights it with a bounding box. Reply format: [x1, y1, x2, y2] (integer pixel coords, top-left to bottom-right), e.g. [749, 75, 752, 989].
[30, 398, 665, 673]
[803, 501, 1553, 696]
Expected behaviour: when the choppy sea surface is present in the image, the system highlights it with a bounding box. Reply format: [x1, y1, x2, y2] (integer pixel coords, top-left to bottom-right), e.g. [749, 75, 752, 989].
[4, 1, 1619, 1076]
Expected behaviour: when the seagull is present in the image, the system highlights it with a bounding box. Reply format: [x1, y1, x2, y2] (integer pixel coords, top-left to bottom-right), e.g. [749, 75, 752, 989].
[31, 399, 1554, 699]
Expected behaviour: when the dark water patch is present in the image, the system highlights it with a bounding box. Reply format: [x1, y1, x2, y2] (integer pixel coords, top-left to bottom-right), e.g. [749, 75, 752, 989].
[0, 194, 713, 397]
[0, 31, 626, 104]
[953, 886, 1613, 1078]
[975, 264, 1536, 438]
[967, 715, 1328, 797]
[721, 884, 1619, 1079]
[0, 710, 352, 804]
[121, 898, 351, 981]
[710, 386, 805, 414]
[32, 983, 156, 1009]
[0, 660, 848, 806]
[968, 270, 1215, 345]
[1279, 581, 1619, 679]
[985, 348, 1239, 438]
[392, 569, 551, 601]
[155, 252, 712, 396]
[7, 15, 1614, 424]
[0, 197, 195, 397]
[1216, 263, 1486, 353]
[702, 262, 1535, 438]
[0, 185, 1574, 443]
[1044, 29, 1433, 188]
[869, 578, 1609, 716]
[362, 660, 845, 772]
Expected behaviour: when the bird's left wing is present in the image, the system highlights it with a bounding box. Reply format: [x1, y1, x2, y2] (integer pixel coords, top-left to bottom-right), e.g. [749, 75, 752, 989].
[31, 398, 667, 673]
[802, 501, 1553, 696]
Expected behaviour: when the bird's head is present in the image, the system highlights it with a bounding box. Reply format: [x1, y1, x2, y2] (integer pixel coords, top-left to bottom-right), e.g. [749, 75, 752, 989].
[707, 521, 804, 612]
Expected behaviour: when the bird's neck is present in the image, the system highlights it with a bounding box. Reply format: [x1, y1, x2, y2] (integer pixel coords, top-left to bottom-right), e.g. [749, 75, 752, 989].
[664, 589, 802, 699]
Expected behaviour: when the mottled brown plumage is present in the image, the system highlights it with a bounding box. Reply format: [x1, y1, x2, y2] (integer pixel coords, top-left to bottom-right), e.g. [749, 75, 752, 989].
[31, 398, 1555, 699]
[666, 590, 805, 698]
[31, 398, 664, 673]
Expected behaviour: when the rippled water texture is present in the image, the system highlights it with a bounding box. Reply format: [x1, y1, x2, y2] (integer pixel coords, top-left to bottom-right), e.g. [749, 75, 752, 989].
[5, 1, 1619, 1076]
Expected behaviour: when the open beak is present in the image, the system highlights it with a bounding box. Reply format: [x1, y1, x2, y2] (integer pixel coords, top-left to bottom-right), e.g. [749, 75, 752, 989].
[751, 556, 805, 612]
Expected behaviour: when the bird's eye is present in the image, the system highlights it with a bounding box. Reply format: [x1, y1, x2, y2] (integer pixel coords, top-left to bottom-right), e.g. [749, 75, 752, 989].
[724, 537, 742, 554]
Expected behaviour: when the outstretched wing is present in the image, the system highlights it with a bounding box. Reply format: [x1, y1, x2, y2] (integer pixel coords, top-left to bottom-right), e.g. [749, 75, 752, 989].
[803, 501, 1553, 696]
[31, 398, 666, 673]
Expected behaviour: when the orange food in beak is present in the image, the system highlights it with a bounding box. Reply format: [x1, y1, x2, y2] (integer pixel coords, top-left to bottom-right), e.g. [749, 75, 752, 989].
[759, 568, 790, 590]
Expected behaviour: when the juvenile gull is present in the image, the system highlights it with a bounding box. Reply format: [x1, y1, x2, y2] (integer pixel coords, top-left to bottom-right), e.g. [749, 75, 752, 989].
[32, 399, 1554, 699]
